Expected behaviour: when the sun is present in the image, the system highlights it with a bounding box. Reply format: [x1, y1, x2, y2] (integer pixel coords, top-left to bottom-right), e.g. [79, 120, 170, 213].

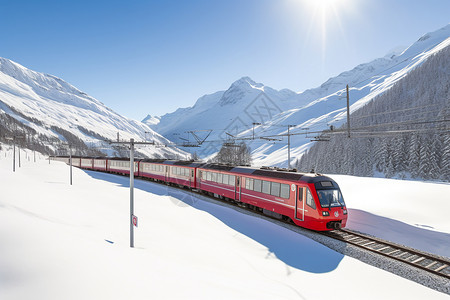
[309, 0, 343, 10]
[294, 0, 351, 63]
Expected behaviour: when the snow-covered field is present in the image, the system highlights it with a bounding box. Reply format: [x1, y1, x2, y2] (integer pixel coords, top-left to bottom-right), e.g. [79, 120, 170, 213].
[1, 150, 449, 299]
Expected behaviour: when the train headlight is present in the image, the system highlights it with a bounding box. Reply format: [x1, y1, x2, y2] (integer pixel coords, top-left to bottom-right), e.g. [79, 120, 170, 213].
[343, 209, 347, 215]
[322, 211, 330, 216]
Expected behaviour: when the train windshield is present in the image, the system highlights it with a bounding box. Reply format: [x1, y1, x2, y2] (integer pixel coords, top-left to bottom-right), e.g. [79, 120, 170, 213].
[317, 189, 345, 208]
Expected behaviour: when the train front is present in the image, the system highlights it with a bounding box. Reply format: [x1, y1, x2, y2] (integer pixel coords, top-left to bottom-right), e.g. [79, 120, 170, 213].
[309, 176, 348, 230]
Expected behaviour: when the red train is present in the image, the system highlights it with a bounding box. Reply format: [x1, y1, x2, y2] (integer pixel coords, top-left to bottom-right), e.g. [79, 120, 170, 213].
[51, 156, 347, 231]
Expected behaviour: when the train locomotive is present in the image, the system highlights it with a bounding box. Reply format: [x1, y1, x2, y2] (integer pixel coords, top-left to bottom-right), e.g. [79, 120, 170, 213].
[51, 156, 347, 231]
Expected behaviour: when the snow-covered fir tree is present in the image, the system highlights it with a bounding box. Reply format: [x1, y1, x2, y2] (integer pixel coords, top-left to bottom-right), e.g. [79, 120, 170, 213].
[298, 45, 450, 182]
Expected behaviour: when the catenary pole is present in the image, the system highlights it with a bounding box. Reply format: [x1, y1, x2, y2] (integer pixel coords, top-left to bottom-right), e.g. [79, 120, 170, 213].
[69, 144, 72, 185]
[13, 137, 16, 172]
[346, 84, 351, 138]
[107, 138, 156, 248]
[130, 138, 135, 248]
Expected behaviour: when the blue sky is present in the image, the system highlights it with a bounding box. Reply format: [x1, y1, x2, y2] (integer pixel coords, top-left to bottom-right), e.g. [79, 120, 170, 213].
[0, 0, 449, 120]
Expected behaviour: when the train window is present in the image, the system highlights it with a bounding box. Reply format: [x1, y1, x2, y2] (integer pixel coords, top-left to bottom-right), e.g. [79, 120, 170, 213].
[192, 170, 194, 177]
[298, 187, 303, 201]
[229, 175, 235, 186]
[246, 178, 254, 190]
[306, 188, 316, 210]
[217, 173, 223, 184]
[206, 172, 211, 181]
[271, 182, 281, 197]
[280, 184, 290, 199]
[262, 181, 271, 194]
[253, 179, 262, 192]
[222, 174, 229, 185]
[211, 172, 217, 182]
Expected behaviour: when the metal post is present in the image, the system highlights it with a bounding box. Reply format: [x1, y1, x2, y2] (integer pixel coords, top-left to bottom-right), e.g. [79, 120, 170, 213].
[69, 145, 72, 185]
[287, 125, 294, 169]
[18, 146, 21, 168]
[13, 137, 16, 172]
[130, 138, 135, 248]
[252, 122, 261, 140]
[346, 84, 351, 138]
[288, 126, 291, 169]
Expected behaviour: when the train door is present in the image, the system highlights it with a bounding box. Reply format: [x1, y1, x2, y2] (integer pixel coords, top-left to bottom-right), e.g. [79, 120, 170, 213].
[235, 176, 241, 201]
[165, 166, 169, 182]
[190, 169, 194, 188]
[295, 186, 305, 221]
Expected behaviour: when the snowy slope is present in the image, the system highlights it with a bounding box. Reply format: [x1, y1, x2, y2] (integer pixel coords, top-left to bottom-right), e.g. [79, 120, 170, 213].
[0, 58, 186, 158]
[243, 24, 450, 167]
[0, 150, 448, 299]
[147, 24, 450, 165]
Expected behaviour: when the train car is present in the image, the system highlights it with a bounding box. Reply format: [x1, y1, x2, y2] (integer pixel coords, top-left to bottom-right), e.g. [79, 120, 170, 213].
[71, 156, 82, 168]
[138, 159, 168, 182]
[108, 157, 140, 176]
[165, 161, 204, 189]
[197, 164, 238, 201]
[80, 157, 94, 169]
[50, 155, 70, 164]
[92, 157, 108, 172]
[197, 164, 347, 231]
[139, 160, 204, 189]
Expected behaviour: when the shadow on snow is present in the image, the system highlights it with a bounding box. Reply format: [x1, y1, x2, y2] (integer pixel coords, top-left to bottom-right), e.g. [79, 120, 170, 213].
[347, 209, 450, 259]
[84, 170, 345, 273]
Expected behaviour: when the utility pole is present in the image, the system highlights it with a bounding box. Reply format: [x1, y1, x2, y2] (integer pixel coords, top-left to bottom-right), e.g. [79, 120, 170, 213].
[69, 144, 72, 185]
[6, 135, 24, 172]
[287, 125, 295, 169]
[13, 137, 16, 172]
[130, 138, 135, 248]
[346, 84, 351, 138]
[61, 143, 73, 185]
[107, 138, 156, 248]
[252, 122, 261, 140]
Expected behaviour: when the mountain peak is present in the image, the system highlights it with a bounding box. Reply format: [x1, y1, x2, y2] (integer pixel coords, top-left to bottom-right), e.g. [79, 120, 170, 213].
[142, 114, 160, 126]
[218, 76, 265, 106]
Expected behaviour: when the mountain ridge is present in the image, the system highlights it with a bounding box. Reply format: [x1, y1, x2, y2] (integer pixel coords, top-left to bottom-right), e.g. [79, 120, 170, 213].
[0, 57, 186, 158]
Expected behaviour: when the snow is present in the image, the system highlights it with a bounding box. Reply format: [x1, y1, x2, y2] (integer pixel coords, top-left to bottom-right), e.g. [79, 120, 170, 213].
[1, 149, 449, 299]
[334, 175, 450, 258]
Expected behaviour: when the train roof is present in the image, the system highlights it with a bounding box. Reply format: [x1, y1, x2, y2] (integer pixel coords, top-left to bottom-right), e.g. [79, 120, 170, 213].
[199, 164, 337, 183]
[140, 159, 205, 168]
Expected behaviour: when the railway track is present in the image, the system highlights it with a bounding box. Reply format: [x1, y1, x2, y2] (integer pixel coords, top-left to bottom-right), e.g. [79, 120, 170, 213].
[323, 228, 450, 280]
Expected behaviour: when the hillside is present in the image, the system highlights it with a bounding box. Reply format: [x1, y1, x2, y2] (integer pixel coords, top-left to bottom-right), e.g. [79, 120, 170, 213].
[297, 45, 450, 182]
[0, 58, 186, 158]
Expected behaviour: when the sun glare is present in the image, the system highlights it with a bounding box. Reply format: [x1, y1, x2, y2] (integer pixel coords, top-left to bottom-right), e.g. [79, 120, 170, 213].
[294, 0, 351, 64]
[310, 0, 342, 10]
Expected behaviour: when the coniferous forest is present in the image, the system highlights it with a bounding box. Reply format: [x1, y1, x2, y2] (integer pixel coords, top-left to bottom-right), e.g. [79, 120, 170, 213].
[297, 46, 450, 182]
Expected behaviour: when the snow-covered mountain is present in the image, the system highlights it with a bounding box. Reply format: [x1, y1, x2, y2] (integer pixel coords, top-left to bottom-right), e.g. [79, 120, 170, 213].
[147, 77, 297, 158]
[0, 58, 186, 158]
[146, 24, 450, 166]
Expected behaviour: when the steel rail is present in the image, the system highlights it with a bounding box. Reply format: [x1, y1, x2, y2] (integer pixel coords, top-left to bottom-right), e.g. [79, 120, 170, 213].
[322, 228, 450, 280]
